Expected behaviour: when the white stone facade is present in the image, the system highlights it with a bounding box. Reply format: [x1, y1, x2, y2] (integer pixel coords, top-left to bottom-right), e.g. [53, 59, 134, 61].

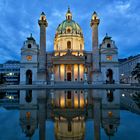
[20, 8, 119, 85]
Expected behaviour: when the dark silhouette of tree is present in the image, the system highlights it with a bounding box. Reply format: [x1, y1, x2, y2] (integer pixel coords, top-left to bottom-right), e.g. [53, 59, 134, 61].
[131, 63, 140, 83]
[0, 73, 4, 84]
[132, 91, 140, 108]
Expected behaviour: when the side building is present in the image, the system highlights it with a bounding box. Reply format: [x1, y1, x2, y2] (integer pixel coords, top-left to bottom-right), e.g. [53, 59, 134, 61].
[0, 60, 20, 85]
[119, 54, 140, 83]
[0, 60, 20, 98]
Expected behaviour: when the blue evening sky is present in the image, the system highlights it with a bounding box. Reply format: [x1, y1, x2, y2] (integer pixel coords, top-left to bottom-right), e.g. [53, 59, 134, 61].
[0, 0, 140, 63]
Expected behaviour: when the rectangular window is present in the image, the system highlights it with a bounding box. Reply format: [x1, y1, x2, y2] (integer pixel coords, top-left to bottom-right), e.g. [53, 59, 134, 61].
[106, 55, 112, 61]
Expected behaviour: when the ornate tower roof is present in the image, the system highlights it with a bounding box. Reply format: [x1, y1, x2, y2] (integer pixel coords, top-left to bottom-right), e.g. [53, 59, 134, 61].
[90, 11, 100, 26]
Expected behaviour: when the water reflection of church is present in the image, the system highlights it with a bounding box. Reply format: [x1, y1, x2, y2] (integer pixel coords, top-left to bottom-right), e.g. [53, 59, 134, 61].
[20, 8, 119, 85]
[20, 90, 120, 140]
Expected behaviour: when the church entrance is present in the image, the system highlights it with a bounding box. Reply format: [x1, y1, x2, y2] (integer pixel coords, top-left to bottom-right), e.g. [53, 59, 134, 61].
[67, 72, 71, 81]
[26, 70, 32, 85]
[106, 69, 114, 84]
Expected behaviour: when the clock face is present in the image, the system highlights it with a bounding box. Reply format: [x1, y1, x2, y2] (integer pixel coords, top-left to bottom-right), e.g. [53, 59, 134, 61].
[26, 55, 32, 61]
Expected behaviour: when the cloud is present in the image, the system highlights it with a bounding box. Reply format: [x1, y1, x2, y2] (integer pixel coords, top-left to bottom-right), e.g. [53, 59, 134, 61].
[116, 2, 130, 14]
[0, 0, 140, 62]
[108, 0, 131, 15]
[51, 9, 66, 21]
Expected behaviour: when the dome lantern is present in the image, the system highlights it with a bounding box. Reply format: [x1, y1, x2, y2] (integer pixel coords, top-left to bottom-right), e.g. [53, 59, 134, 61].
[66, 7, 72, 21]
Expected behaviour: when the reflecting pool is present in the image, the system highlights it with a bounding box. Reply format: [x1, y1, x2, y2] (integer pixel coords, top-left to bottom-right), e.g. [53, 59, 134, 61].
[0, 89, 140, 140]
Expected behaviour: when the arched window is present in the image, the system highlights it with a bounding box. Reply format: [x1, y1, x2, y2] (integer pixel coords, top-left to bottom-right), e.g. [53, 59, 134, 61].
[28, 44, 32, 48]
[68, 16, 70, 20]
[26, 70, 32, 85]
[42, 17, 44, 20]
[67, 28, 71, 33]
[67, 41, 71, 49]
[107, 43, 111, 48]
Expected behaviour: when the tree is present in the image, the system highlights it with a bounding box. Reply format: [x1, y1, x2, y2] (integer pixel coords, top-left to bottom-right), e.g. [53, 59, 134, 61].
[132, 91, 140, 108]
[0, 73, 6, 84]
[131, 63, 140, 83]
[0, 73, 4, 84]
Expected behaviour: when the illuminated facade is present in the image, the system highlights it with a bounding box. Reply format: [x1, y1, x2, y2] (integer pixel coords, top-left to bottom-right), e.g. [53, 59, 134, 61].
[20, 8, 119, 85]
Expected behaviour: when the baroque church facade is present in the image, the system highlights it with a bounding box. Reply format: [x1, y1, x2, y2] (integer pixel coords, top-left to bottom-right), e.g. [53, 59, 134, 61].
[20, 8, 119, 85]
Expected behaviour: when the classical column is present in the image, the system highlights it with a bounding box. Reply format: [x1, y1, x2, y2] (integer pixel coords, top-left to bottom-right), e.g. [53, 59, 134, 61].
[72, 92, 74, 107]
[65, 91, 66, 107]
[78, 92, 80, 108]
[78, 64, 80, 81]
[59, 65, 61, 81]
[72, 65, 74, 81]
[58, 95, 60, 107]
[82, 64, 84, 80]
[64, 65, 66, 81]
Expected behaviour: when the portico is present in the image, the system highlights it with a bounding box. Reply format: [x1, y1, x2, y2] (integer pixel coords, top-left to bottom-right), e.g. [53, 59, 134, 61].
[53, 63, 85, 82]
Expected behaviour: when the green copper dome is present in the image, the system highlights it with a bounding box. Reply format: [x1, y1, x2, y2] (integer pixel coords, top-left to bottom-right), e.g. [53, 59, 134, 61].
[56, 20, 82, 34]
[56, 8, 83, 36]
